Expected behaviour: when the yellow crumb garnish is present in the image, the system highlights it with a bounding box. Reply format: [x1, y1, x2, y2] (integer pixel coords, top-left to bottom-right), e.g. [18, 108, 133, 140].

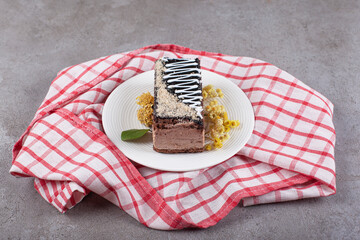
[203, 85, 214, 92]
[210, 100, 217, 106]
[205, 144, 212, 151]
[203, 84, 240, 151]
[136, 92, 154, 127]
[224, 120, 231, 127]
[202, 91, 208, 98]
[214, 141, 223, 149]
[136, 92, 154, 107]
[214, 138, 221, 144]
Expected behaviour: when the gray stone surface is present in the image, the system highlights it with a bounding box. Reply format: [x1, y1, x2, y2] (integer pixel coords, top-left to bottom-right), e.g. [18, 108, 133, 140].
[1, 0, 359, 239]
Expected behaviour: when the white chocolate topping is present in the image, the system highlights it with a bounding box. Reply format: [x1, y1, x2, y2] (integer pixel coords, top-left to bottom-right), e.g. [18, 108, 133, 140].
[163, 58, 203, 118]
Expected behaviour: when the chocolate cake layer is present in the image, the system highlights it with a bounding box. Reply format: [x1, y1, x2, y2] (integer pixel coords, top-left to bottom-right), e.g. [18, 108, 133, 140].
[152, 58, 205, 153]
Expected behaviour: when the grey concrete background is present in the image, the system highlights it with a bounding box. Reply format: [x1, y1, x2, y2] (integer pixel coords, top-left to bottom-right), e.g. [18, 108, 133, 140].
[1, 0, 359, 239]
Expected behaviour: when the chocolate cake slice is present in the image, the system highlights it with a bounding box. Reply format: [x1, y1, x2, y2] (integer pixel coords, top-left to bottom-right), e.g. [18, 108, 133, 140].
[152, 57, 205, 153]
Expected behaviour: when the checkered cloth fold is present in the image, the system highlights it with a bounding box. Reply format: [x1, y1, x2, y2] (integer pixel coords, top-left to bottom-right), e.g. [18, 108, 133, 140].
[10, 44, 336, 230]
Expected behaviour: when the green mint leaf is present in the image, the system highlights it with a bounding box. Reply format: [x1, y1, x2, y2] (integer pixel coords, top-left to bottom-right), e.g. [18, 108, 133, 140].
[121, 129, 150, 141]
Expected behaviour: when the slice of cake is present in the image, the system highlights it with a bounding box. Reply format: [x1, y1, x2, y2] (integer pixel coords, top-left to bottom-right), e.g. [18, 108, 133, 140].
[152, 57, 205, 153]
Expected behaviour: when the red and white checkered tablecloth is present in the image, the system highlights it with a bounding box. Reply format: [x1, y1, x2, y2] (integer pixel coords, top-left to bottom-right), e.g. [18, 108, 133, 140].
[10, 44, 336, 230]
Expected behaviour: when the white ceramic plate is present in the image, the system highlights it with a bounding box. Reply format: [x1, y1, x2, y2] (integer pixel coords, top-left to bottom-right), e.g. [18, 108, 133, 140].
[103, 70, 254, 172]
